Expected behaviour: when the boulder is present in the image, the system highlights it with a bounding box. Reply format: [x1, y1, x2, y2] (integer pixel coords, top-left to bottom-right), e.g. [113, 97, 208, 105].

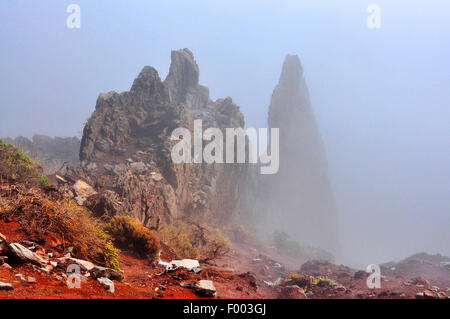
[73, 180, 97, 198]
[167, 259, 200, 272]
[97, 277, 115, 293]
[57, 257, 95, 271]
[194, 280, 216, 297]
[90, 266, 124, 282]
[9, 243, 48, 266]
[0, 282, 13, 290]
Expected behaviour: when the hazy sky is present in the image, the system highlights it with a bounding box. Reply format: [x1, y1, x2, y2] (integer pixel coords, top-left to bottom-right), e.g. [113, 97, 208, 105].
[0, 0, 449, 267]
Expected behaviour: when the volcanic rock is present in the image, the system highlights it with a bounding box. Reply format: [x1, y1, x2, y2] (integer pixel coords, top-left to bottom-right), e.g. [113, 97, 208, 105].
[78, 49, 249, 227]
[194, 280, 216, 297]
[9, 243, 48, 266]
[263, 54, 339, 254]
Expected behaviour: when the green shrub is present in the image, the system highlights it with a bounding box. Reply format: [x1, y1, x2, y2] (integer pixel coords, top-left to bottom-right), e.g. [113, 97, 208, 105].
[96, 228, 121, 271]
[313, 276, 337, 287]
[0, 139, 38, 182]
[273, 231, 303, 257]
[36, 173, 50, 186]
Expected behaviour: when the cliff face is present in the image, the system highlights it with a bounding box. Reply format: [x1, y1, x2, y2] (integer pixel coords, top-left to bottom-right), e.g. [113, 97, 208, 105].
[264, 55, 339, 254]
[79, 49, 248, 228]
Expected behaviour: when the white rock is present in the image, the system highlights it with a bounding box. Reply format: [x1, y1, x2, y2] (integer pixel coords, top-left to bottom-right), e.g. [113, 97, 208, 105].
[97, 277, 115, 293]
[194, 280, 216, 297]
[9, 243, 48, 266]
[57, 257, 96, 271]
[0, 282, 13, 290]
[73, 180, 97, 198]
[170, 259, 200, 270]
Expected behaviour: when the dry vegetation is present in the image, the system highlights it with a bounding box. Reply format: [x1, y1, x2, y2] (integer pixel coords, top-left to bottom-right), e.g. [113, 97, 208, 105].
[7, 195, 119, 267]
[159, 219, 230, 262]
[105, 215, 161, 260]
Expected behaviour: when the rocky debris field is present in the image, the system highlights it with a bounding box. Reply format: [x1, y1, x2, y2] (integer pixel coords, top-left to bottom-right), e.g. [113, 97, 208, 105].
[1, 213, 449, 299]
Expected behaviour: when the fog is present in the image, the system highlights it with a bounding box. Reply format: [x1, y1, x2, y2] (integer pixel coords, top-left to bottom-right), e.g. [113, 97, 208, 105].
[0, 1, 449, 268]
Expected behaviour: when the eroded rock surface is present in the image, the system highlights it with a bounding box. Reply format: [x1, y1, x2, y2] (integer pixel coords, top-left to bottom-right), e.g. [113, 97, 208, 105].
[78, 49, 249, 228]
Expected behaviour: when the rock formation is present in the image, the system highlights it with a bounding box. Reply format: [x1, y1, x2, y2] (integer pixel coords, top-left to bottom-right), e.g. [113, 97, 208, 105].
[79, 49, 248, 228]
[264, 54, 339, 254]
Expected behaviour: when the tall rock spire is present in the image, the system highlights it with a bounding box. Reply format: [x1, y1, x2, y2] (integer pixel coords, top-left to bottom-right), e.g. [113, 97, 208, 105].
[266, 54, 339, 255]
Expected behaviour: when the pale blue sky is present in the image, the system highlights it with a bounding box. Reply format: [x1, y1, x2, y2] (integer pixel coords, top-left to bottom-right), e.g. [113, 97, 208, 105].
[0, 0, 449, 266]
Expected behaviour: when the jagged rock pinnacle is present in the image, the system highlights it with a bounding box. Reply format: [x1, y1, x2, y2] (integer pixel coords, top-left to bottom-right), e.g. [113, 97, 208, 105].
[164, 48, 200, 104]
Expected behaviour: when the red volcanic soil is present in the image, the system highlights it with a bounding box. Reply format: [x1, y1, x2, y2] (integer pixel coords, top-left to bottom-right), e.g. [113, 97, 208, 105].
[1, 219, 449, 299]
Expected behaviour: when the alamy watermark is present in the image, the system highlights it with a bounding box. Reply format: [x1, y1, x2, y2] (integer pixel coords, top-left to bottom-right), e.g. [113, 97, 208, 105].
[366, 264, 381, 289]
[66, 4, 81, 29]
[366, 4, 381, 29]
[170, 120, 279, 175]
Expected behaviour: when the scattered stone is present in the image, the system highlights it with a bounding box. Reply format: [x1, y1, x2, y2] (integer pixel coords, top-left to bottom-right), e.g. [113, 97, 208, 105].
[15, 274, 25, 281]
[0, 256, 8, 265]
[389, 290, 404, 296]
[412, 276, 430, 287]
[90, 266, 124, 282]
[194, 280, 216, 297]
[336, 285, 346, 292]
[40, 265, 53, 274]
[165, 259, 200, 272]
[1, 263, 12, 270]
[73, 180, 97, 198]
[151, 172, 163, 182]
[27, 276, 36, 284]
[423, 289, 438, 299]
[180, 281, 196, 288]
[57, 257, 95, 271]
[0, 282, 13, 290]
[21, 240, 36, 247]
[9, 243, 48, 266]
[97, 277, 115, 293]
[0, 232, 7, 243]
[130, 162, 147, 174]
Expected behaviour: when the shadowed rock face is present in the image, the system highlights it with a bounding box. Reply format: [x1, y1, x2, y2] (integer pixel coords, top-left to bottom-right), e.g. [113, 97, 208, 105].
[265, 54, 339, 254]
[78, 49, 248, 228]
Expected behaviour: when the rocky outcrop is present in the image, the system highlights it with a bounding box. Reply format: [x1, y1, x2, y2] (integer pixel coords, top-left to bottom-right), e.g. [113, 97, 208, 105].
[3, 135, 80, 174]
[78, 49, 248, 228]
[263, 54, 339, 255]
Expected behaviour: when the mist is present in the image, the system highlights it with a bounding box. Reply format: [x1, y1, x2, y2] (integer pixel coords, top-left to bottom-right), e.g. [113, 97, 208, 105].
[0, 0, 449, 269]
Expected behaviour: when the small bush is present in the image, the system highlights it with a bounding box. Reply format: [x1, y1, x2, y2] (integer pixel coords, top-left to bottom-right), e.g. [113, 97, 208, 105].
[105, 215, 161, 260]
[0, 139, 38, 182]
[313, 276, 337, 287]
[289, 272, 302, 280]
[159, 220, 230, 262]
[36, 173, 50, 186]
[8, 196, 118, 266]
[273, 231, 303, 258]
[159, 220, 200, 259]
[226, 223, 256, 244]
